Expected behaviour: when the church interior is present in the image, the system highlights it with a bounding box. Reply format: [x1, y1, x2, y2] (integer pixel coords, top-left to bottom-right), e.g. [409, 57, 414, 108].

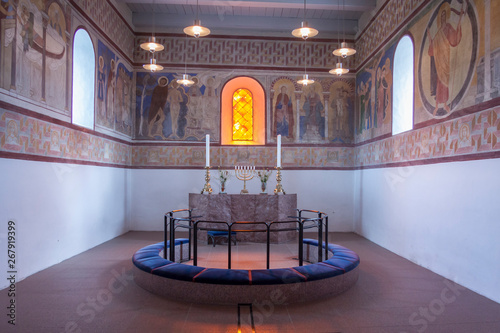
[1, 0, 500, 331]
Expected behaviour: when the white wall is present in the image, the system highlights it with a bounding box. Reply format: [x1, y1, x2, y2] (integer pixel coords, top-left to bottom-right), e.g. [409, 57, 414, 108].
[130, 169, 355, 231]
[354, 158, 500, 303]
[0, 159, 129, 289]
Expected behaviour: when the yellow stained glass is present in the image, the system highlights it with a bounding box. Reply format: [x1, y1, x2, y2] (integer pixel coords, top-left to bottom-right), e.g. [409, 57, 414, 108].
[232, 88, 253, 141]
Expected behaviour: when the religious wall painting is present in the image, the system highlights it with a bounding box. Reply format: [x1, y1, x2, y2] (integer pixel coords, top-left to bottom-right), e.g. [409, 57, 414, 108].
[135, 71, 222, 142]
[114, 62, 133, 136]
[299, 81, 325, 142]
[15, 0, 44, 101]
[355, 44, 395, 143]
[271, 78, 296, 142]
[418, 0, 478, 119]
[328, 79, 354, 144]
[96, 40, 117, 129]
[44, 1, 67, 111]
[356, 69, 373, 138]
[0, 0, 15, 90]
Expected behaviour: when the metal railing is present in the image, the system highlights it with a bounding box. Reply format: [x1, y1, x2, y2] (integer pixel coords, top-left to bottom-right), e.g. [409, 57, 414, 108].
[164, 208, 330, 269]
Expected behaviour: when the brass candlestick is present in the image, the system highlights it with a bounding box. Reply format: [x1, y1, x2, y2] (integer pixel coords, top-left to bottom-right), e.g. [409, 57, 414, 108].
[274, 167, 285, 194]
[201, 166, 213, 194]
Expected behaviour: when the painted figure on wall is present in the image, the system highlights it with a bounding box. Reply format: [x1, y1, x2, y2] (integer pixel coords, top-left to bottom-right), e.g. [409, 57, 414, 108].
[375, 58, 392, 127]
[106, 58, 116, 124]
[45, 2, 67, 110]
[274, 85, 294, 139]
[114, 63, 133, 135]
[329, 80, 354, 143]
[0, 0, 15, 89]
[97, 56, 105, 119]
[5, 119, 19, 145]
[426, 1, 466, 115]
[300, 83, 324, 141]
[418, 0, 477, 119]
[187, 77, 202, 129]
[148, 76, 169, 139]
[167, 80, 183, 139]
[357, 79, 371, 134]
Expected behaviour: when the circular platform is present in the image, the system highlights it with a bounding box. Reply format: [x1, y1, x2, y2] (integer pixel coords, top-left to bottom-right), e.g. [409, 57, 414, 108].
[132, 239, 360, 305]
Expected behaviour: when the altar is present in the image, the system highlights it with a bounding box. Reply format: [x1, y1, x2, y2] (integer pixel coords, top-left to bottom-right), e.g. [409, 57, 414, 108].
[189, 193, 297, 243]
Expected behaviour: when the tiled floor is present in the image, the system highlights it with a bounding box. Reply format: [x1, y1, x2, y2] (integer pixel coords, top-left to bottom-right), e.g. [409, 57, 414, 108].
[1, 231, 500, 333]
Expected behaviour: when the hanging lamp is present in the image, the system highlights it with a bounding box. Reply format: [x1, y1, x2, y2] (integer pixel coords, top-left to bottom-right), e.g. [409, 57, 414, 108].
[143, 55, 163, 72]
[177, 36, 195, 86]
[333, 0, 356, 58]
[298, 40, 314, 85]
[330, 0, 348, 76]
[292, 0, 318, 40]
[140, 0, 163, 52]
[329, 62, 349, 76]
[184, 0, 210, 38]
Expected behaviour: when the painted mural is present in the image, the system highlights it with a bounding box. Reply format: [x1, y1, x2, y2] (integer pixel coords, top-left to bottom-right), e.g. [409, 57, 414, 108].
[418, 0, 477, 118]
[0, 0, 69, 110]
[135, 72, 223, 141]
[96, 40, 133, 136]
[355, 44, 395, 143]
[269, 76, 355, 144]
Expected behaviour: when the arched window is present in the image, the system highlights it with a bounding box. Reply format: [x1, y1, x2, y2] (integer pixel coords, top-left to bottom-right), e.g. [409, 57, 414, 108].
[221, 77, 265, 145]
[392, 35, 414, 135]
[72, 28, 95, 129]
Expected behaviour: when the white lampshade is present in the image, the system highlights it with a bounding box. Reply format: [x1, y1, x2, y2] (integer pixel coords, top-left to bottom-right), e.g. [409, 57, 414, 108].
[143, 58, 163, 72]
[297, 74, 314, 86]
[329, 62, 349, 76]
[333, 41, 357, 58]
[292, 21, 318, 40]
[184, 19, 210, 38]
[177, 74, 195, 87]
[140, 36, 164, 53]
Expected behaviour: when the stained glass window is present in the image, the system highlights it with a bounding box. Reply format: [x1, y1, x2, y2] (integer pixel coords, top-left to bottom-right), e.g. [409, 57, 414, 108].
[232, 88, 253, 141]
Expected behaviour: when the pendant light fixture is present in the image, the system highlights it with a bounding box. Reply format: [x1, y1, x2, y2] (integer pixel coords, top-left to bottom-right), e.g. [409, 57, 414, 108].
[142, 0, 163, 71]
[330, 0, 348, 76]
[177, 36, 195, 86]
[143, 54, 163, 72]
[298, 40, 314, 85]
[329, 62, 349, 76]
[292, 0, 318, 40]
[333, 0, 356, 58]
[184, 0, 210, 38]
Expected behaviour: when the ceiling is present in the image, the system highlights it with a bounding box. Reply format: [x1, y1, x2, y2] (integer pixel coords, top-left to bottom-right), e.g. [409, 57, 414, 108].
[116, 0, 379, 39]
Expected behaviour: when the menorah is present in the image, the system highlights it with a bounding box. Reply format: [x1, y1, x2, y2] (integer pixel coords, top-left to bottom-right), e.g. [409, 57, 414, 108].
[235, 165, 255, 194]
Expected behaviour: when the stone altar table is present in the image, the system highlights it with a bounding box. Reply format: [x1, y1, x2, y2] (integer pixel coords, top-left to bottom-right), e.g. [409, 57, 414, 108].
[189, 193, 297, 243]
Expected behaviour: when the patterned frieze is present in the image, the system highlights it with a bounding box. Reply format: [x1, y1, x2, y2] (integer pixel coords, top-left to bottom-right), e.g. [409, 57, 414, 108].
[134, 36, 354, 71]
[0, 110, 131, 166]
[354, 106, 500, 167]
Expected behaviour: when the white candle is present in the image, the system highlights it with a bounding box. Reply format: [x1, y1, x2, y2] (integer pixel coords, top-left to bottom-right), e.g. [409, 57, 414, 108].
[205, 134, 210, 167]
[277, 135, 281, 168]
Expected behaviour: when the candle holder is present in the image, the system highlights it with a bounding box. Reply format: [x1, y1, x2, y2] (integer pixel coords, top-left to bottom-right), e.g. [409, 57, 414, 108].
[201, 166, 213, 194]
[235, 165, 255, 194]
[274, 167, 286, 195]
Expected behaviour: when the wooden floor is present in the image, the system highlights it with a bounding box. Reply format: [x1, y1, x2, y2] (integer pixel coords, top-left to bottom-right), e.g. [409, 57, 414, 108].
[1, 231, 500, 333]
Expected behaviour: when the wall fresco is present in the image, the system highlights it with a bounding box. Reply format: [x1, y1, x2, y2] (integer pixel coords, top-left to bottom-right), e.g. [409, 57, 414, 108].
[355, 44, 395, 143]
[96, 40, 133, 135]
